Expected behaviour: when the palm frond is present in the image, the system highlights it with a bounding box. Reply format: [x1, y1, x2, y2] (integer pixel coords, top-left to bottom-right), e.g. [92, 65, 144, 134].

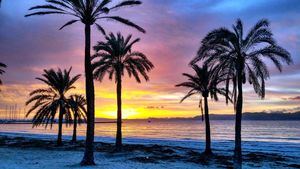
[26, 67, 80, 128]
[26, 0, 145, 35]
[176, 64, 231, 109]
[25, 11, 68, 17]
[95, 23, 106, 36]
[0, 62, 6, 85]
[192, 18, 292, 100]
[99, 16, 146, 33]
[93, 32, 153, 83]
[110, 0, 142, 10]
[59, 19, 79, 30]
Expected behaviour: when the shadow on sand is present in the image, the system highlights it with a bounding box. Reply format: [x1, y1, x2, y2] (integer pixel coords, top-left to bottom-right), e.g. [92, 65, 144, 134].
[0, 136, 299, 169]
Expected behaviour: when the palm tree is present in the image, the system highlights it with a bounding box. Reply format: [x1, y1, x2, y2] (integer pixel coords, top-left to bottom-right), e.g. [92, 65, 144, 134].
[25, 0, 145, 165]
[192, 19, 292, 161]
[68, 94, 87, 143]
[93, 32, 154, 151]
[26, 68, 81, 146]
[0, 62, 6, 86]
[176, 64, 231, 155]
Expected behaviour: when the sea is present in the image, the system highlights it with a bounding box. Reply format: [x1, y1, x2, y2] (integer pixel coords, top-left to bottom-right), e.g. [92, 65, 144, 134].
[0, 120, 299, 157]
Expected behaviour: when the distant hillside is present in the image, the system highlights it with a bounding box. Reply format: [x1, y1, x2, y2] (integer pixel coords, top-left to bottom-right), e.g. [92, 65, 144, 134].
[95, 112, 300, 121]
[193, 112, 300, 121]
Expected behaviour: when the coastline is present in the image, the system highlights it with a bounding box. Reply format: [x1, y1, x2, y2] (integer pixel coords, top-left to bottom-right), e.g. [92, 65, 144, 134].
[0, 132, 299, 168]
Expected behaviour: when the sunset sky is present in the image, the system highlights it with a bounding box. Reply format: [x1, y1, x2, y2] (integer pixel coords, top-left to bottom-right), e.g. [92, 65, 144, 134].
[0, 0, 299, 119]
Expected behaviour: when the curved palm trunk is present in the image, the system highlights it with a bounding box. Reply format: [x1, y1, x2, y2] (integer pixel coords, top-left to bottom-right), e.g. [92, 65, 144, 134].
[234, 66, 243, 167]
[115, 73, 122, 151]
[72, 111, 78, 143]
[203, 96, 212, 155]
[57, 105, 63, 146]
[81, 24, 96, 165]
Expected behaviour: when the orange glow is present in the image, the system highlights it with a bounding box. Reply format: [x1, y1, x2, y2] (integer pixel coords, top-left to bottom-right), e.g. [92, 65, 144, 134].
[1, 80, 299, 119]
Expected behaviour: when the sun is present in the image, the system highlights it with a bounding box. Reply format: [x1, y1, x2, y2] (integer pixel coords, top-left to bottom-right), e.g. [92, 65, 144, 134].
[98, 108, 139, 119]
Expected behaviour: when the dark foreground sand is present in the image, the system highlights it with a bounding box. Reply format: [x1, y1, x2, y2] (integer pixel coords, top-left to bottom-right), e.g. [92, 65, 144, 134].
[0, 136, 299, 169]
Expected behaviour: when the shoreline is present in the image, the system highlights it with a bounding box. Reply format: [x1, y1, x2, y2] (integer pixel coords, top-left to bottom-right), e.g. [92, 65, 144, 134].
[0, 132, 299, 168]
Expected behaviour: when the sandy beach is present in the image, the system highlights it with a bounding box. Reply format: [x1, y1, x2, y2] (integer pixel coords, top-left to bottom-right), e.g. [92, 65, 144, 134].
[0, 147, 202, 169]
[0, 133, 299, 169]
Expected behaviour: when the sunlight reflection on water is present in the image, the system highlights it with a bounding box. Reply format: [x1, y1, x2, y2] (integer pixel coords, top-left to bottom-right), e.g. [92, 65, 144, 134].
[0, 120, 299, 143]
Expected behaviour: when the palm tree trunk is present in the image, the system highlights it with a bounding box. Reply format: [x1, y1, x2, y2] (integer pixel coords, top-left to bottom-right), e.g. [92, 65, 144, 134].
[57, 105, 63, 146]
[234, 67, 243, 167]
[72, 112, 78, 143]
[115, 72, 122, 151]
[81, 24, 96, 165]
[203, 96, 212, 155]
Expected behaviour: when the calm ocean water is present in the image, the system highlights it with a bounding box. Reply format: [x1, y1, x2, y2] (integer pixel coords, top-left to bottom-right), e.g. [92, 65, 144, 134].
[0, 120, 299, 144]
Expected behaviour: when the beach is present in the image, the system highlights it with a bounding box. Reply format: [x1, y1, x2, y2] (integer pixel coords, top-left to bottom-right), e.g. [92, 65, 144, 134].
[0, 132, 299, 169]
[0, 120, 300, 168]
[0, 146, 204, 169]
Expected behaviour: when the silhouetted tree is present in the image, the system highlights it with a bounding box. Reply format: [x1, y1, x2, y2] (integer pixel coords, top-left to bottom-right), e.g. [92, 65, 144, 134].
[68, 94, 87, 143]
[26, 68, 81, 146]
[176, 64, 231, 155]
[93, 32, 154, 151]
[25, 0, 145, 165]
[0, 62, 6, 86]
[192, 18, 292, 162]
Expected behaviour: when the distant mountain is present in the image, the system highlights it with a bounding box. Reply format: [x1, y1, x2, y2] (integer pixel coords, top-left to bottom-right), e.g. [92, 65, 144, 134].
[193, 111, 300, 121]
[94, 112, 300, 121]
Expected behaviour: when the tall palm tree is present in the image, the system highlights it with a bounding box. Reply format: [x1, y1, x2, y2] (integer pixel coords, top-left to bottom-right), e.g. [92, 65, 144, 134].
[192, 19, 292, 161]
[176, 64, 231, 155]
[93, 32, 154, 151]
[0, 62, 6, 86]
[26, 68, 81, 146]
[25, 0, 145, 165]
[68, 94, 87, 143]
